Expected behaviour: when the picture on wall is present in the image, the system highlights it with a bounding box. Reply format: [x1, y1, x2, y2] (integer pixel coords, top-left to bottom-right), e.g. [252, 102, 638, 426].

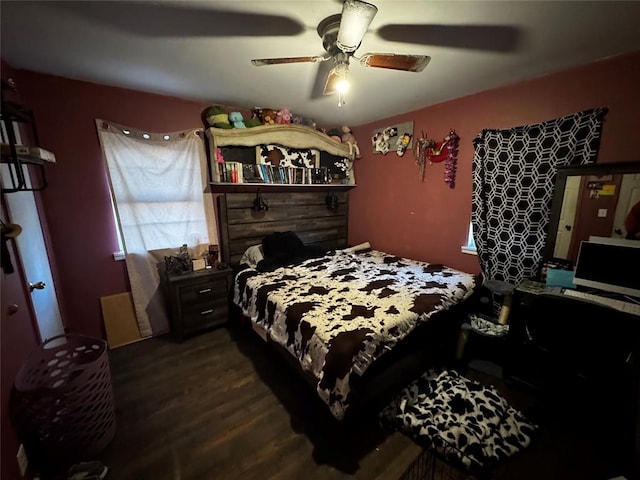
[371, 121, 413, 155]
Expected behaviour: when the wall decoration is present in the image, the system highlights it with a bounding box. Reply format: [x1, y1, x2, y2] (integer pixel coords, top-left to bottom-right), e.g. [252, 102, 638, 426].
[412, 129, 459, 186]
[443, 130, 460, 188]
[371, 121, 413, 155]
[413, 132, 432, 182]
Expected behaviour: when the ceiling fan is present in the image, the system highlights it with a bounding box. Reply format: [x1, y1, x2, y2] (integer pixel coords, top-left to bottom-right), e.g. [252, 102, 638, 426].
[251, 0, 431, 106]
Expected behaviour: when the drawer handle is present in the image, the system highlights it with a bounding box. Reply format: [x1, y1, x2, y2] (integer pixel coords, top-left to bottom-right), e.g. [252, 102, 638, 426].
[198, 288, 212, 294]
[200, 309, 214, 316]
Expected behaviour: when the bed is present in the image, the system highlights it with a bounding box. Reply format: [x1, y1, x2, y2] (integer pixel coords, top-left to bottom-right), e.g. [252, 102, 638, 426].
[218, 192, 480, 420]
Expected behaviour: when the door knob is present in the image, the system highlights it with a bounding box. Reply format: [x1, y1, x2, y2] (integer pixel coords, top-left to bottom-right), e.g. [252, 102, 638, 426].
[29, 281, 46, 292]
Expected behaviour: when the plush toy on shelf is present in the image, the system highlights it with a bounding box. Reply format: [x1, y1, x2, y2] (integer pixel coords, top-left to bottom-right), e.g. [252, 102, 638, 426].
[261, 108, 278, 125]
[327, 128, 342, 143]
[215, 148, 225, 163]
[204, 105, 232, 129]
[228, 112, 246, 129]
[341, 125, 361, 158]
[276, 107, 291, 124]
[244, 116, 261, 128]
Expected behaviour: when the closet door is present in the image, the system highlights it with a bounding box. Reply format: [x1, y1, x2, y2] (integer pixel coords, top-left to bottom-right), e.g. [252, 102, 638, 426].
[1, 165, 64, 342]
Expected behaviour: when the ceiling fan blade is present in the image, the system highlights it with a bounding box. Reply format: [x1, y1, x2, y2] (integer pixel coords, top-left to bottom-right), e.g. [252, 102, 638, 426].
[251, 56, 328, 66]
[337, 0, 378, 53]
[359, 53, 431, 72]
[377, 24, 522, 52]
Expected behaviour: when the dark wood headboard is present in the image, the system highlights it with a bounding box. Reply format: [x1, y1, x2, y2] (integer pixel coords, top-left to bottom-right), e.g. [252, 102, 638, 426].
[217, 191, 349, 266]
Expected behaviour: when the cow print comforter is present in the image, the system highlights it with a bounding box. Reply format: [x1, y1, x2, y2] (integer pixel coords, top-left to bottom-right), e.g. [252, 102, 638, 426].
[380, 369, 537, 471]
[233, 249, 478, 419]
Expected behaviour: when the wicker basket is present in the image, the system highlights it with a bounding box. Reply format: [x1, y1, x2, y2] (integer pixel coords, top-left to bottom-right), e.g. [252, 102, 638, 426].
[11, 334, 116, 475]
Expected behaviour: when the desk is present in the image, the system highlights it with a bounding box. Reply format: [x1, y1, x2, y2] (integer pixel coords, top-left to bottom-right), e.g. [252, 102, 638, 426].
[506, 281, 640, 389]
[505, 281, 640, 473]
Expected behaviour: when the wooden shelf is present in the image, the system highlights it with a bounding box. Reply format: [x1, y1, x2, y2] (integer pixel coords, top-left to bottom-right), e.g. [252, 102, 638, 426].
[208, 183, 356, 193]
[205, 124, 356, 187]
[0, 97, 52, 192]
[206, 124, 354, 159]
[1, 144, 56, 165]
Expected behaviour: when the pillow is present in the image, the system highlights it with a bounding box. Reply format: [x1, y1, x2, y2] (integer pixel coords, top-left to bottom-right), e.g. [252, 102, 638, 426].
[341, 241, 371, 254]
[240, 244, 264, 269]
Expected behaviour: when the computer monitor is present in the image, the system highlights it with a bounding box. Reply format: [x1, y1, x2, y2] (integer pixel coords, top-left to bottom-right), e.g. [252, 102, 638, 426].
[573, 236, 640, 298]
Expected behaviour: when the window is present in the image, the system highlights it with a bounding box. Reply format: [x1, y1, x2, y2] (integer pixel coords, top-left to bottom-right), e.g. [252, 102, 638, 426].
[98, 122, 215, 258]
[97, 119, 217, 337]
[461, 221, 477, 255]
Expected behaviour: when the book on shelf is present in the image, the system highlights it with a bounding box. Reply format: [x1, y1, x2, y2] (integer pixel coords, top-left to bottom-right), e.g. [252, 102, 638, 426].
[216, 161, 243, 183]
[216, 162, 331, 185]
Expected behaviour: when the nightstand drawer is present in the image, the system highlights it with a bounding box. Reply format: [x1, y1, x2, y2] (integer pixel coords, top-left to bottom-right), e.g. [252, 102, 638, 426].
[182, 297, 229, 331]
[179, 278, 227, 305]
[164, 267, 233, 341]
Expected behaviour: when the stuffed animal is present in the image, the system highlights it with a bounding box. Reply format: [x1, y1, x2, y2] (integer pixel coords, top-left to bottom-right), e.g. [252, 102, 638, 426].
[204, 105, 232, 129]
[243, 117, 262, 128]
[215, 148, 225, 163]
[341, 125, 361, 158]
[251, 107, 263, 122]
[261, 108, 278, 125]
[276, 107, 291, 124]
[326, 128, 342, 143]
[303, 117, 317, 129]
[228, 111, 246, 128]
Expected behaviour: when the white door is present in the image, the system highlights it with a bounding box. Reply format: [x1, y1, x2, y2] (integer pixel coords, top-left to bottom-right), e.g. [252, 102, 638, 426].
[612, 173, 640, 238]
[1, 165, 65, 343]
[553, 175, 580, 259]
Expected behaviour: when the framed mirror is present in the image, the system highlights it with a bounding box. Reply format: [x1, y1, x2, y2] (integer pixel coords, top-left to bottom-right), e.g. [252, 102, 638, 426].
[543, 161, 640, 265]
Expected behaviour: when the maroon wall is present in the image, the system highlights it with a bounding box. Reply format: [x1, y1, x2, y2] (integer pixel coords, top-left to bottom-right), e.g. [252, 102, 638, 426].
[349, 50, 640, 274]
[8, 71, 217, 339]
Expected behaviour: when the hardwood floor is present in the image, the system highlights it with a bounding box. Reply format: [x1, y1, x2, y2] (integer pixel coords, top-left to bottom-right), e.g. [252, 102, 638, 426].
[99, 325, 638, 480]
[100, 325, 422, 480]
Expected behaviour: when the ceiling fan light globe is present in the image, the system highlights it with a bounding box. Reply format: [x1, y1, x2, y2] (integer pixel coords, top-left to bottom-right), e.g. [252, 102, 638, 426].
[337, 0, 378, 53]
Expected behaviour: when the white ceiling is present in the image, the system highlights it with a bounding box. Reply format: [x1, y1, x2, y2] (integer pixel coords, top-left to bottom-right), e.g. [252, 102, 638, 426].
[2, 1, 640, 127]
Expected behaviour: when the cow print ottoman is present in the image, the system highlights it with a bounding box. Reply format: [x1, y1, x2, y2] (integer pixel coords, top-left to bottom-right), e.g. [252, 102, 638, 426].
[379, 369, 537, 472]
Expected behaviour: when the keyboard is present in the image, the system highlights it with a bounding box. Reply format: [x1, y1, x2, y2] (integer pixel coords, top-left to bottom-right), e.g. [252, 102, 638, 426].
[562, 289, 640, 317]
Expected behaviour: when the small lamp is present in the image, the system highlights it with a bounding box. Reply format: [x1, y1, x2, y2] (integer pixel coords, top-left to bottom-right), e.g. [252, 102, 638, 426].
[326, 192, 339, 211]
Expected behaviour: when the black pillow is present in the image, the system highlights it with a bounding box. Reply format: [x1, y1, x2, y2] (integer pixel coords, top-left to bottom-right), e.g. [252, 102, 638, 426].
[261, 231, 306, 262]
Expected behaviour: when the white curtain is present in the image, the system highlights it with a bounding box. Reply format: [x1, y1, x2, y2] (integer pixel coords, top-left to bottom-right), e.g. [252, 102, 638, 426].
[97, 119, 217, 337]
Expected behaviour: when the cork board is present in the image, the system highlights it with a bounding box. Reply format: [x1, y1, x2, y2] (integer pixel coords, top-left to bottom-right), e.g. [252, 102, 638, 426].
[100, 292, 144, 348]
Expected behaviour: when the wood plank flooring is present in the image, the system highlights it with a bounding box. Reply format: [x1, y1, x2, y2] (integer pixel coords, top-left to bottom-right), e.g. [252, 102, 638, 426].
[101, 325, 422, 480]
[100, 325, 638, 480]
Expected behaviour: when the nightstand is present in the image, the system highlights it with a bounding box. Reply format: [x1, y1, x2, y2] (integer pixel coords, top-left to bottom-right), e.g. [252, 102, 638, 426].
[164, 267, 232, 342]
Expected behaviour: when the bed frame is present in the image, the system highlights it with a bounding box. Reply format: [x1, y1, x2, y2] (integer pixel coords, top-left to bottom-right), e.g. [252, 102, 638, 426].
[218, 191, 477, 420]
[217, 191, 349, 267]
